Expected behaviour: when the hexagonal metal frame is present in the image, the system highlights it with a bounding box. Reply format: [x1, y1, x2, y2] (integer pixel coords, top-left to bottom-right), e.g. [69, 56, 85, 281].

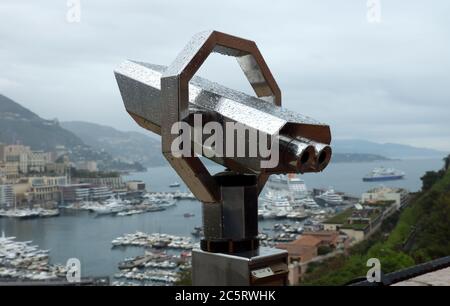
[160, 30, 281, 203]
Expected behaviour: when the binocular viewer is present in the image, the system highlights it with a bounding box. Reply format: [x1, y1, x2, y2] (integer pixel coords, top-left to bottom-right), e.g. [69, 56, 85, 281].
[115, 30, 333, 285]
[115, 61, 331, 173]
[115, 31, 331, 205]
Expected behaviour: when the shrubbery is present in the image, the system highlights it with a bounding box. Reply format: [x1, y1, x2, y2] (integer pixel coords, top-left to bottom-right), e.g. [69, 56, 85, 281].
[301, 155, 450, 285]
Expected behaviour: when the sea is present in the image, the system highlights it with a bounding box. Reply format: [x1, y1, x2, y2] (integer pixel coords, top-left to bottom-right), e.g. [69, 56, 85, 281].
[0, 158, 444, 278]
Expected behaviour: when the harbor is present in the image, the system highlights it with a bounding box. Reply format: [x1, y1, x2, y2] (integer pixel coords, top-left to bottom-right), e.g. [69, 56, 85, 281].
[0, 197, 321, 282]
[257, 174, 356, 223]
[0, 159, 443, 281]
[0, 233, 67, 281]
[0, 208, 60, 219]
[111, 232, 198, 250]
[0, 190, 196, 220]
[113, 250, 191, 285]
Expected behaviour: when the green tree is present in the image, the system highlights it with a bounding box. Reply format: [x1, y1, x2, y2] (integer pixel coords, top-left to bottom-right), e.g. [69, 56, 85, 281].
[421, 171, 443, 191]
[175, 269, 192, 286]
[443, 155, 450, 171]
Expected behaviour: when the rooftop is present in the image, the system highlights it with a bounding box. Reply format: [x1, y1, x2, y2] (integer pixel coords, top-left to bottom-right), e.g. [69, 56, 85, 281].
[340, 223, 370, 231]
[302, 231, 339, 242]
[365, 186, 407, 194]
[323, 208, 355, 224]
[294, 235, 322, 247]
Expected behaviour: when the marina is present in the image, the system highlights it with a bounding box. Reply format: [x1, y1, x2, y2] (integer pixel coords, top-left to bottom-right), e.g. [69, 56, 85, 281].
[258, 174, 350, 221]
[0, 208, 60, 219]
[114, 269, 179, 284]
[314, 188, 344, 206]
[0, 233, 66, 281]
[112, 239, 192, 285]
[0, 191, 195, 221]
[64, 192, 180, 217]
[111, 232, 198, 250]
[0, 159, 442, 281]
[1, 0, 448, 288]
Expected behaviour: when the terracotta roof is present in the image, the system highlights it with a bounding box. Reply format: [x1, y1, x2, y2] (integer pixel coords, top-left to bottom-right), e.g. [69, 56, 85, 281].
[276, 243, 317, 260]
[303, 231, 339, 240]
[293, 235, 322, 247]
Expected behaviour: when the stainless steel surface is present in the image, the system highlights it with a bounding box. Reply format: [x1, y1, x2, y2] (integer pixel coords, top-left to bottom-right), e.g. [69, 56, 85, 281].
[115, 62, 332, 174]
[202, 182, 258, 241]
[295, 137, 332, 171]
[192, 248, 250, 286]
[201, 171, 258, 241]
[222, 185, 257, 240]
[277, 135, 316, 173]
[115, 31, 331, 286]
[202, 202, 223, 239]
[192, 247, 288, 286]
[115, 30, 332, 203]
[115, 61, 329, 140]
[159, 31, 283, 202]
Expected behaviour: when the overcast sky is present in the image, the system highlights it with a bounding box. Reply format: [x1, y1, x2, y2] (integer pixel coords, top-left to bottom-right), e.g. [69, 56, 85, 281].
[1, 1, 449, 151]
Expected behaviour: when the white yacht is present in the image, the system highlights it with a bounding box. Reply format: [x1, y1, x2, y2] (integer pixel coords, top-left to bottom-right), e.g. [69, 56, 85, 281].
[315, 188, 344, 206]
[92, 198, 127, 215]
[259, 189, 292, 219]
[143, 193, 177, 208]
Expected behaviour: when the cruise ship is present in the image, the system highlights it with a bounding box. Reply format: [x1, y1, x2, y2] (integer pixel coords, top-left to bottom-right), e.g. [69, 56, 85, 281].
[286, 174, 308, 200]
[263, 174, 309, 200]
[258, 174, 318, 219]
[363, 167, 405, 182]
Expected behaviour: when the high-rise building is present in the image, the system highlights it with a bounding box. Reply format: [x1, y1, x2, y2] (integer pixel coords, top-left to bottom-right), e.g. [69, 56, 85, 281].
[0, 184, 15, 208]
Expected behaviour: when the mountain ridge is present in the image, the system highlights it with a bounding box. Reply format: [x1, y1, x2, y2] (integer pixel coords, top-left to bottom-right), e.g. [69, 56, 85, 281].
[0, 94, 145, 172]
[0, 94, 84, 150]
[61, 121, 166, 167]
[63, 121, 446, 166]
[2, 93, 445, 168]
[332, 138, 446, 159]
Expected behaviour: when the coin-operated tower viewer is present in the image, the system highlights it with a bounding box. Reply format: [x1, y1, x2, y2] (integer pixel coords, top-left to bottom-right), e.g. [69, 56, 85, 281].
[115, 30, 332, 285]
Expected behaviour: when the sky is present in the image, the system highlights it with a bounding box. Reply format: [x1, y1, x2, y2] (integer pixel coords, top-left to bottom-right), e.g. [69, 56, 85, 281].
[0, 0, 449, 151]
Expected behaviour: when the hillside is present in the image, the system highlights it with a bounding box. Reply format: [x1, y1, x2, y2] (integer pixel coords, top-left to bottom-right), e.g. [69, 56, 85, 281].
[2, 93, 443, 169]
[0, 94, 144, 172]
[62, 122, 394, 166]
[301, 156, 450, 285]
[0, 94, 84, 150]
[61, 121, 166, 167]
[333, 139, 446, 159]
[331, 153, 390, 163]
